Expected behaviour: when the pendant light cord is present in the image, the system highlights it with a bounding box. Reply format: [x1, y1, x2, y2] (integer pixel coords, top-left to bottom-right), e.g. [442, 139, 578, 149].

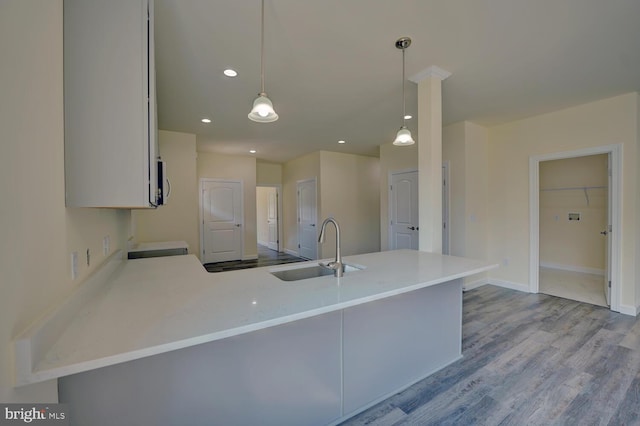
[260, 0, 265, 94]
[402, 47, 406, 127]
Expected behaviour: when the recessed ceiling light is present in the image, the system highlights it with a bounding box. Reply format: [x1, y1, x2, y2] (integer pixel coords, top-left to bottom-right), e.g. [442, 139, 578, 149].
[404, 114, 412, 120]
[249, 149, 257, 154]
[201, 118, 211, 123]
[338, 140, 346, 144]
[223, 69, 238, 77]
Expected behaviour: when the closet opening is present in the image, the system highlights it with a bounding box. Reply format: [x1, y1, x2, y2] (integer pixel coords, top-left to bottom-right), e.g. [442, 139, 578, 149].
[529, 145, 621, 312]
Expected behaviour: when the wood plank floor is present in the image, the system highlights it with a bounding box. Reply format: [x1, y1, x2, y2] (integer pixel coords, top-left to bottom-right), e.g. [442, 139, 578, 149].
[340, 285, 640, 426]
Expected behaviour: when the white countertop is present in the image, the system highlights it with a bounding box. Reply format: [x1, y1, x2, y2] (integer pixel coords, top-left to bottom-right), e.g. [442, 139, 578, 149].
[18, 250, 495, 385]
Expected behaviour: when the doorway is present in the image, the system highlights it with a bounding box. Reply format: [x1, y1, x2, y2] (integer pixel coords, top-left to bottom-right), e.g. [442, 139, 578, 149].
[297, 178, 318, 260]
[256, 185, 282, 253]
[538, 154, 609, 307]
[200, 179, 244, 263]
[529, 145, 621, 312]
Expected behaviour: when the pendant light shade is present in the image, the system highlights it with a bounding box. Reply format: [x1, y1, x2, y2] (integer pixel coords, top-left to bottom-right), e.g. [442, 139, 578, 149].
[249, 0, 278, 123]
[393, 126, 415, 145]
[393, 37, 414, 146]
[249, 93, 278, 122]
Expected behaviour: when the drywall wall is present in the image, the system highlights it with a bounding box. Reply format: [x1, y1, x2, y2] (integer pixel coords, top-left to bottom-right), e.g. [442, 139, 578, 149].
[443, 123, 467, 257]
[257, 161, 282, 186]
[442, 121, 489, 288]
[488, 93, 638, 308]
[282, 152, 321, 255]
[132, 131, 199, 259]
[539, 155, 608, 272]
[378, 141, 418, 251]
[0, 0, 130, 402]
[197, 151, 258, 259]
[319, 151, 380, 258]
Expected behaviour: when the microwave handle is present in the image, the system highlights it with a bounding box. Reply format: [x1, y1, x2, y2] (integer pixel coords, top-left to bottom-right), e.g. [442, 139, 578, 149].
[165, 178, 171, 200]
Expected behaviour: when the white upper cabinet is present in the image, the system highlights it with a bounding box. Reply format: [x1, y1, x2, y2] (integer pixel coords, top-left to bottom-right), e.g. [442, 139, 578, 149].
[64, 0, 158, 208]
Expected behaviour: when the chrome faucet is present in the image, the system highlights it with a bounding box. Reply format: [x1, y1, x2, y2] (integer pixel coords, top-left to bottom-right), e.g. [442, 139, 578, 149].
[318, 217, 343, 277]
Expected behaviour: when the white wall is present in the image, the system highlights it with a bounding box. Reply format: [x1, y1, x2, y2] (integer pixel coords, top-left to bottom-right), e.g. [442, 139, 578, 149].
[257, 161, 282, 186]
[133, 131, 199, 258]
[488, 93, 639, 308]
[319, 151, 380, 258]
[0, 0, 130, 402]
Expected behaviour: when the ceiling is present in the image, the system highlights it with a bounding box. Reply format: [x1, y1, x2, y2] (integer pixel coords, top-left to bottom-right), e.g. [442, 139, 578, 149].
[154, 0, 640, 163]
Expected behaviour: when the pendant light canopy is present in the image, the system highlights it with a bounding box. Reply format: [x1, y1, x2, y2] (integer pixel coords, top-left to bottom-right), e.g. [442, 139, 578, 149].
[393, 37, 415, 146]
[248, 0, 278, 123]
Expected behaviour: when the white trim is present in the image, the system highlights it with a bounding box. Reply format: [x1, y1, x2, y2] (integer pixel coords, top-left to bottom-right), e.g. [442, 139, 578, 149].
[529, 144, 622, 313]
[199, 178, 245, 264]
[540, 262, 605, 276]
[409, 65, 452, 83]
[488, 278, 530, 293]
[618, 304, 639, 317]
[242, 254, 258, 261]
[442, 161, 450, 255]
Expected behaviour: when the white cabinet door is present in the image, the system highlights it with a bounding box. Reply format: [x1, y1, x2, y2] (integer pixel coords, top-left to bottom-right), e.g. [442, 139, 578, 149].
[64, 0, 157, 208]
[201, 180, 243, 263]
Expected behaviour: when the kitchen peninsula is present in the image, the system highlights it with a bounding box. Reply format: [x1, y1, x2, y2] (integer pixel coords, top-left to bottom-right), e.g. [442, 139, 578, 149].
[15, 249, 495, 425]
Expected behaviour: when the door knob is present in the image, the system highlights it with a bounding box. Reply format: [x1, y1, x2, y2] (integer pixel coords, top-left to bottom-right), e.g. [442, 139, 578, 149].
[235, 224, 241, 227]
[600, 230, 608, 235]
[407, 226, 416, 230]
[311, 224, 316, 227]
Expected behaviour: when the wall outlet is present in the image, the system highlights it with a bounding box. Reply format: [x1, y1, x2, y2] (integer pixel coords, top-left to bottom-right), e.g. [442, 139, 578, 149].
[103, 235, 110, 256]
[71, 252, 78, 280]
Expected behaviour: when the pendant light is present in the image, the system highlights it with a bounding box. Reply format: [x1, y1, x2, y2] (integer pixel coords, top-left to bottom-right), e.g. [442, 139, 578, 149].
[248, 0, 278, 123]
[393, 37, 415, 146]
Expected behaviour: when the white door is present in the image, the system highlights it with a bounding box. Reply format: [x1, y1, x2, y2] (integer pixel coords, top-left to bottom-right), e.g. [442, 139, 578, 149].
[267, 188, 278, 251]
[201, 180, 243, 263]
[604, 155, 612, 305]
[297, 179, 318, 259]
[390, 171, 419, 250]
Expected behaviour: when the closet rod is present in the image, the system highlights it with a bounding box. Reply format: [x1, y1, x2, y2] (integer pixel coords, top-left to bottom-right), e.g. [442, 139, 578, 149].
[540, 185, 606, 191]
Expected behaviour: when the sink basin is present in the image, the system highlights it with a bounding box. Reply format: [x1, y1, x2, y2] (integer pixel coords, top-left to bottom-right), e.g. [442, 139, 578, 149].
[270, 263, 364, 282]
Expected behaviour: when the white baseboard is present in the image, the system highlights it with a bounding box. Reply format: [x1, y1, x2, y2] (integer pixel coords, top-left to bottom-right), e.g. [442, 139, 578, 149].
[487, 278, 530, 293]
[540, 261, 604, 276]
[284, 248, 299, 257]
[257, 240, 268, 247]
[242, 254, 258, 261]
[618, 304, 639, 317]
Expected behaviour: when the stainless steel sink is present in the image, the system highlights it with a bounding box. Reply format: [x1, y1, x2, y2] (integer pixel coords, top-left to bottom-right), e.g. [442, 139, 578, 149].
[270, 264, 364, 282]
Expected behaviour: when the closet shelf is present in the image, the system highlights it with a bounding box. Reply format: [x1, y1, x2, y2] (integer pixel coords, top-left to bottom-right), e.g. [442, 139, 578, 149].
[540, 185, 606, 207]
